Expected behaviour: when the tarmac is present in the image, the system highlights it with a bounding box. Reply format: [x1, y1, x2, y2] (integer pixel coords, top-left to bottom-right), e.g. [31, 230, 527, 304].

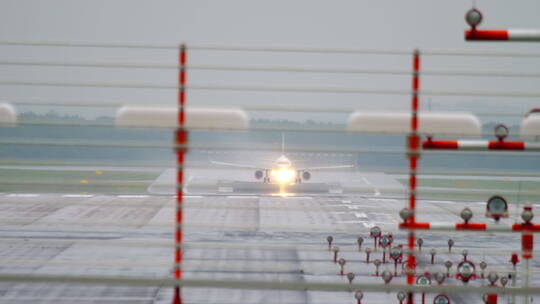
[0, 168, 538, 303]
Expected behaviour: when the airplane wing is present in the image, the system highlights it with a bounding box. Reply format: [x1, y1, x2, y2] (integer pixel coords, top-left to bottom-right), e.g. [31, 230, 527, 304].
[298, 164, 355, 171]
[211, 161, 264, 170]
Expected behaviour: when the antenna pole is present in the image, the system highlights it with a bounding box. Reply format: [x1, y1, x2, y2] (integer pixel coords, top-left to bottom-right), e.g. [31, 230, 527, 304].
[282, 133, 285, 154]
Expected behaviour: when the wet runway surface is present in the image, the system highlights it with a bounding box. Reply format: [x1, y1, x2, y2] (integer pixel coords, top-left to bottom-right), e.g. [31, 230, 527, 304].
[0, 170, 539, 303]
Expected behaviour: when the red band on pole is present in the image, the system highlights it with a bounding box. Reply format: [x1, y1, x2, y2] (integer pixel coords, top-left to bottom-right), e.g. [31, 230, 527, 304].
[488, 141, 525, 150]
[422, 140, 458, 149]
[487, 294, 498, 304]
[456, 223, 487, 231]
[465, 30, 509, 40]
[512, 223, 540, 232]
[522, 233, 534, 259]
[409, 157, 417, 171]
[409, 174, 416, 190]
[400, 222, 430, 230]
[406, 50, 420, 304]
[173, 44, 187, 304]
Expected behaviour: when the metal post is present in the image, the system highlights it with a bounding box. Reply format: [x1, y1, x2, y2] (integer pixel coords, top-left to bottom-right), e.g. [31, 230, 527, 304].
[522, 230, 533, 304]
[406, 49, 421, 304]
[172, 43, 187, 304]
[523, 257, 531, 304]
[510, 271, 517, 304]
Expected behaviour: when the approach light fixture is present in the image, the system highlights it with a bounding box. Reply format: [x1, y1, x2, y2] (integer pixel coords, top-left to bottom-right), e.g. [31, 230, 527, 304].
[460, 208, 473, 223]
[486, 195, 509, 222]
[456, 260, 476, 283]
[465, 8, 483, 29]
[494, 124, 509, 141]
[522, 206, 534, 223]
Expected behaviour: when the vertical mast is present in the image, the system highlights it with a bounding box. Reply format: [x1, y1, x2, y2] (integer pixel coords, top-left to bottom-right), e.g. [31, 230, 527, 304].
[281, 133, 285, 154]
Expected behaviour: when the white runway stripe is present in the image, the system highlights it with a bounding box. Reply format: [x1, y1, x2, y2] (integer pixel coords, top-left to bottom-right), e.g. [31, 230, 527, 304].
[7, 194, 40, 197]
[62, 194, 94, 198]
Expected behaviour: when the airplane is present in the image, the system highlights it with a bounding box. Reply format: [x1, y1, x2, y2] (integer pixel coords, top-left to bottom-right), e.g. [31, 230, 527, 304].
[211, 134, 354, 185]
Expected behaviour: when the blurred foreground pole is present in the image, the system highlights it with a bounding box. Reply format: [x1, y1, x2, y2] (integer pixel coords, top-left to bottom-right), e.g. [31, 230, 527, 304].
[406, 49, 421, 304]
[173, 43, 187, 304]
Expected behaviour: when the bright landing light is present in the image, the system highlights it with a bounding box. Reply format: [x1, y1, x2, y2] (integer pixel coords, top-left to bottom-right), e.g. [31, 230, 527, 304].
[271, 168, 295, 184]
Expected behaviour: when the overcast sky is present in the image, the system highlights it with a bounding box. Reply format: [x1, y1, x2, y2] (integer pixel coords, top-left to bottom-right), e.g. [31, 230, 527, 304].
[0, 0, 539, 124]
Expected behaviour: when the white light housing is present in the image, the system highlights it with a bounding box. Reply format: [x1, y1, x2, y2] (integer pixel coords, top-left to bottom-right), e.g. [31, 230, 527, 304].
[0, 103, 16, 126]
[347, 111, 481, 136]
[115, 106, 249, 130]
[521, 115, 540, 138]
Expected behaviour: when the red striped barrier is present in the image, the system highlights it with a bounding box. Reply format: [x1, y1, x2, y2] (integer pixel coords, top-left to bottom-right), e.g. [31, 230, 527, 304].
[423, 140, 540, 151]
[466, 29, 540, 41]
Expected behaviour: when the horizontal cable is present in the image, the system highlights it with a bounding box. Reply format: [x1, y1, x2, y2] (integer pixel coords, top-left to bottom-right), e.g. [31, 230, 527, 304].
[1, 214, 537, 234]
[422, 48, 540, 58]
[0, 237, 525, 258]
[0, 192, 526, 216]
[0, 181, 538, 199]
[1, 138, 540, 157]
[12, 121, 538, 139]
[2, 60, 539, 79]
[0, 259, 527, 277]
[0, 273, 538, 295]
[2, 40, 540, 58]
[0, 159, 173, 168]
[0, 40, 179, 49]
[2, 80, 540, 98]
[4, 99, 535, 118]
[0, 40, 409, 55]
[0, 158, 532, 178]
[0, 217, 411, 233]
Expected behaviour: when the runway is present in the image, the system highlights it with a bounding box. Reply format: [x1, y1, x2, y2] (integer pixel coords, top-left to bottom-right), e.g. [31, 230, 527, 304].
[0, 169, 538, 303]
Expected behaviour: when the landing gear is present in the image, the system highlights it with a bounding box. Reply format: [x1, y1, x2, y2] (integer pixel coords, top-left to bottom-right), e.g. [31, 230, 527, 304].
[263, 170, 270, 183]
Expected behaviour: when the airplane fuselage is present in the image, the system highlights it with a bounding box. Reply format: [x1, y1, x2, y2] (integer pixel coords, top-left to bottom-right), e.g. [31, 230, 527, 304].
[268, 155, 297, 185]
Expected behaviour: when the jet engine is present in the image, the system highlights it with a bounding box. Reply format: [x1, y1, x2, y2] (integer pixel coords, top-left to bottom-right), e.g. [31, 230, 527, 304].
[302, 171, 311, 181]
[255, 170, 264, 180]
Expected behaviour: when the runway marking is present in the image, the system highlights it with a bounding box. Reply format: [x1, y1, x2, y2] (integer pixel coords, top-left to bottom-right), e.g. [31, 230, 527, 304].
[0, 297, 156, 301]
[342, 200, 352, 204]
[361, 177, 372, 185]
[368, 198, 399, 203]
[62, 194, 94, 198]
[374, 189, 381, 196]
[284, 196, 313, 200]
[337, 220, 377, 228]
[227, 195, 259, 199]
[184, 175, 194, 194]
[184, 195, 203, 198]
[7, 194, 40, 197]
[218, 187, 233, 193]
[354, 212, 368, 218]
[116, 195, 149, 198]
[362, 222, 376, 228]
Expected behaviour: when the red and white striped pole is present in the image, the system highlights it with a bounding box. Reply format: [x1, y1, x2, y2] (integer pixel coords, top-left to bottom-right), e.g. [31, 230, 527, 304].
[464, 8, 540, 42]
[406, 49, 421, 304]
[466, 29, 540, 41]
[173, 43, 187, 304]
[399, 221, 540, 233]
[423, 139, 540, 151]
[519, 206, 534, 303]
